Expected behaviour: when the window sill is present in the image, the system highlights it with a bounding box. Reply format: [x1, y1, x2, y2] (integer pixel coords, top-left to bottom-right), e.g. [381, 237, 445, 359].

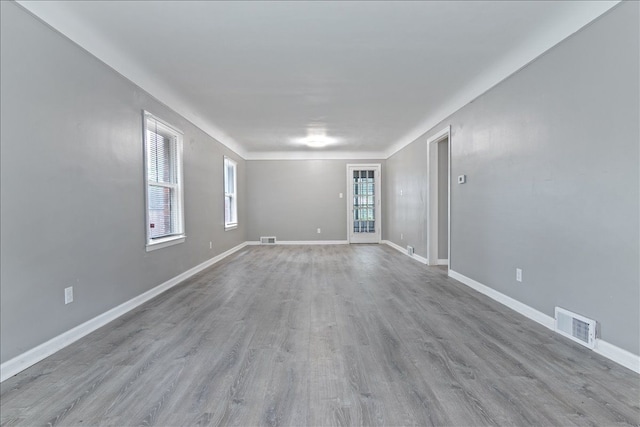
[146, 235, 186, 252]
[224, 224, 238, 231]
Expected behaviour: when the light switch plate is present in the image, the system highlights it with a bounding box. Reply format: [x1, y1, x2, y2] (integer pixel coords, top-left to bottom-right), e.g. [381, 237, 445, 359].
[64, 286, 73, 304]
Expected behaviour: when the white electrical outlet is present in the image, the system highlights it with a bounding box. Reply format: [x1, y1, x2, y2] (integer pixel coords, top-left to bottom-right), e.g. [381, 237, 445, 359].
[400, 189, 403, 196]
[209, 241, 212, 249]
[64, 286, 74, 304]
[317, 228, 321, 234]
[401, 233, 404, 240]
[339, 193, 343, 198]
[516, 268, 523, 282]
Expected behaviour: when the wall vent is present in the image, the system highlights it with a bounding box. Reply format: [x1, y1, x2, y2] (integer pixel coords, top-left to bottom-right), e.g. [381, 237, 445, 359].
[260, 236, 277, 245]
[554, 307, 596, 349]
[407, 245, 414, 256]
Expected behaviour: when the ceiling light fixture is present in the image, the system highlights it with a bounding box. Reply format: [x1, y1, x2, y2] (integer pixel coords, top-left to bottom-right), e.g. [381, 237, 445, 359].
[300, 134, 336, 148]
[306, 138, 329, 148]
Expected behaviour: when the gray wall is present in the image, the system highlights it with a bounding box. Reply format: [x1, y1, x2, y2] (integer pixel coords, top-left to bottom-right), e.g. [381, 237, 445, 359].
[246, 160, 384, 242]
[0, 2, 246, 363]
[385, 2, 639, 354]
[438, 140, 449, 260]
[383, 140, 428, 254]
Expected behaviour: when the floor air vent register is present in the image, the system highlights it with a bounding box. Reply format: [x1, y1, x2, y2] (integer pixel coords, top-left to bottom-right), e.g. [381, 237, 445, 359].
[554, 307, 597, 349]
[260, 236, 277, 244]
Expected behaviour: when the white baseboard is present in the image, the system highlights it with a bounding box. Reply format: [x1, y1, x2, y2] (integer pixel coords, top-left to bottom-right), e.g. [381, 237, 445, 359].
[278, 240, 349, 245]
[437, 259, 449, 266]
[247, 240, 349, 245]
[595, 339, 640, 373]
[0, 241, 249, 383]
[448, 269, 640, 374]
[382, 240, 428, 264]
[414, 253, 429, 264]
[448, 270, 555, 330]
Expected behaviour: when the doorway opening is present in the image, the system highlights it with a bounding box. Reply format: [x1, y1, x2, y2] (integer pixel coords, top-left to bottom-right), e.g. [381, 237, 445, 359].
[427, 126, 451, 268]
[347, 164, 382, 244]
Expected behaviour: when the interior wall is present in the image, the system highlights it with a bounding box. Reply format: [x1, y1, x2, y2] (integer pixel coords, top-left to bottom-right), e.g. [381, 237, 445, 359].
[438, 140, 449, 261]
[385, 2, 639, 355]
[383, 139, 428, 255]
[0, 2, 246, 364]
[246, 160, 384, 242]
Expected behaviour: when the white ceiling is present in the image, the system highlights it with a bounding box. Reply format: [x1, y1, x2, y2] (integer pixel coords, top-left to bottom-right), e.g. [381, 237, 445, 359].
[18, 1, 618, 159]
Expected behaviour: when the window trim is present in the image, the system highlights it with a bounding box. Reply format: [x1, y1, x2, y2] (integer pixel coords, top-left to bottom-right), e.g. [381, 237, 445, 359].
[143, 111, 186, 251]
[223, 156, 238, 230]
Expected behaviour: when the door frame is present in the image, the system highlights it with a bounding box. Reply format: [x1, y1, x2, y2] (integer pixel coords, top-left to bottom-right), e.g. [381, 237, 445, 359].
[346, 163, 382, 244]
[426, 126, 451, 268]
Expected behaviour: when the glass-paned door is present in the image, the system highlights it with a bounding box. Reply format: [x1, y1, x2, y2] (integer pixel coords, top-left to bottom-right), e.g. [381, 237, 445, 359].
[347, 164, 381, 243]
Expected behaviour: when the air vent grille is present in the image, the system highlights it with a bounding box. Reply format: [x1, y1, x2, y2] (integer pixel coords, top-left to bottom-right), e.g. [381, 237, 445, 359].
[260, 236, 277, 244]
[555, 307, 596, 349]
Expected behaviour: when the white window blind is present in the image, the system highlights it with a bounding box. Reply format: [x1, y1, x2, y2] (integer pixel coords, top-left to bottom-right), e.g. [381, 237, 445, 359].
[224, 157, 237, 229]
[144, 112, 185, 249]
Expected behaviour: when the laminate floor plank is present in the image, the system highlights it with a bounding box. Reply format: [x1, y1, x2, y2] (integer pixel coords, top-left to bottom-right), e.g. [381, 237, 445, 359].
[1, 244, 638, 426]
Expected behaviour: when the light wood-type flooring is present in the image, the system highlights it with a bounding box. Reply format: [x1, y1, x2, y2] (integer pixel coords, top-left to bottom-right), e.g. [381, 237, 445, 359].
[1, 245, 639, 426]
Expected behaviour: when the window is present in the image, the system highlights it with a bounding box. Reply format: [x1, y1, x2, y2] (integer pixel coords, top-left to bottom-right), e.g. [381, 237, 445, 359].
[144, 111, 185, 251]
[224, 156, 238, 229]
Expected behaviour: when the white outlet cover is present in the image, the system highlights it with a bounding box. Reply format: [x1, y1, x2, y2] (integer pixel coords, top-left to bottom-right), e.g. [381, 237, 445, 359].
[317, 228, 321, 233]
[339, 193, 343, 198]
[516, 268, 523, 282]
[64, 286, 73, 304]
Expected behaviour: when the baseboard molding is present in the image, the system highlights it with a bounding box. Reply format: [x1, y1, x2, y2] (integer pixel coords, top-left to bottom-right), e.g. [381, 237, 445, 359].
[437, 259, 449, 266]
[0, 241, 249, 383]
[413, 253, 429, 265]
[382, 240, 428, 264]
[247, 240, 349, 245]
[448, 269, 640, 374]
[448, 270, 555, 330]
[594, 339, 640, 373]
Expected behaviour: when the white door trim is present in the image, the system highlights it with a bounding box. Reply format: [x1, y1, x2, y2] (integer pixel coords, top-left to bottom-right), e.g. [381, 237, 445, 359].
[426, 126, 451, 267]
[347, 163, 382, 244]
